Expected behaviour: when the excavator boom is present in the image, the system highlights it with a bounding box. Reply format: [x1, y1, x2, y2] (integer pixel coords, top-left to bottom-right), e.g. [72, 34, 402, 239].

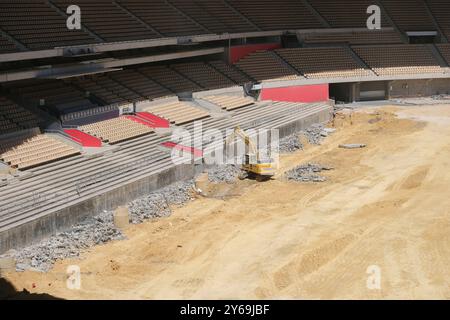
[225, 126, 276, 178]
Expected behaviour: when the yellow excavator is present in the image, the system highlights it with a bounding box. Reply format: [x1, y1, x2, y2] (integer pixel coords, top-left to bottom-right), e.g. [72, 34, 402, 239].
[225, 126, 277, 179]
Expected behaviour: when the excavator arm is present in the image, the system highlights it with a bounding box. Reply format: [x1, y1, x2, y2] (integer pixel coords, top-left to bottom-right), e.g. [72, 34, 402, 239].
[225, 126, 258, 157]
[224, 126, 275, 179]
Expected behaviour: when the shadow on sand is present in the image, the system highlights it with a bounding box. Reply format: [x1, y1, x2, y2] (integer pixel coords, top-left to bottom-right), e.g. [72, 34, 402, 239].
[0, 277, 63, 300]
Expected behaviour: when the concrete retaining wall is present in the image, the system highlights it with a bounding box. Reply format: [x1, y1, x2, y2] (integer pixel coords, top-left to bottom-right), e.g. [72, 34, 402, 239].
[389, 78, 450, 98]
[277, 106, 333, 138]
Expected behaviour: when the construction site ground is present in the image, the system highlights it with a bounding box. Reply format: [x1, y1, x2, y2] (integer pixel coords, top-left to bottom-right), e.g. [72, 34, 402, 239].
[3, 103, 450, 299]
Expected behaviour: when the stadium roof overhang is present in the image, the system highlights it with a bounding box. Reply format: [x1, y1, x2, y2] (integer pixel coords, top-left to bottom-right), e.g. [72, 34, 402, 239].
[0, 47, 225, 83]
[0, 31, 284, 63]
[42, 68, 123, 80]
[0, 28, 391, 64]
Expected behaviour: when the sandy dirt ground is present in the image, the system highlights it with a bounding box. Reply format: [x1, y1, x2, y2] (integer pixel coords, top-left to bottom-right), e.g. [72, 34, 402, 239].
[3, 104, 450, 300]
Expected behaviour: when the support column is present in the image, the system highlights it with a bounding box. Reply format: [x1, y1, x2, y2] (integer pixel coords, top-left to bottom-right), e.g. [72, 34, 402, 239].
[385, 81, 393, 100]
[350, 83, 360, 103]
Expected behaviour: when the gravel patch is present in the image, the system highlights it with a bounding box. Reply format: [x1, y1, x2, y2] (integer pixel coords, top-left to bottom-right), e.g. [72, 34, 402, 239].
[286, 163, 333, 183]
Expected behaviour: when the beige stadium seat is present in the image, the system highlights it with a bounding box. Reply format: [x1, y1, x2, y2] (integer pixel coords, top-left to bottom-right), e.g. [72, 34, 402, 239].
[0, 97, 40, 133]
[171, 62, 236, 90]
[118, 0, 208, 37]
[427, 2, 450, 42]
[52, 0, 158, 42]
[0, 134, 80, 170]
[79, 117, 153, 144]
[0, 1, 97, 50]
[436, 44, 450, 66]
[201, 95, 254, 111]
[227, 0, 323, 30]
[144, 101, 210, 125]
[166, 0, 258, 34]
[139, 65, 202, 93]
[276, 47, 373, 79]
[307, 0, 389, 28]
[352, 45, 443, 76]
[234, 50, 300, 82]
[208, 61, 252, 85]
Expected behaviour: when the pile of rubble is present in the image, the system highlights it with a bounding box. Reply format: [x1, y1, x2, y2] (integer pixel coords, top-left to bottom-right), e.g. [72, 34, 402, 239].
[206, 165, 244, 183]
[278, 125, 335, 153]
[301, 124, 335, 145]
[1, 180, 195, 272]
[128, 180, 194, 224]
[279, 133, 303, 153]
[128, 193, 171, 224]
[3, 211, 124, 272]
[432, 94, 450, 101]
[285, 163, 333, 183]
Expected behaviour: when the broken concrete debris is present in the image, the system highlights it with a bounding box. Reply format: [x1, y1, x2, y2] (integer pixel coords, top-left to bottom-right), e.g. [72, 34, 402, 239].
[285, 163, 333, 183]
[339, 144, 367, 149]
[206, 165, 244, 184]
[279, 134, 303, 153]
[279, 125, 335, 153]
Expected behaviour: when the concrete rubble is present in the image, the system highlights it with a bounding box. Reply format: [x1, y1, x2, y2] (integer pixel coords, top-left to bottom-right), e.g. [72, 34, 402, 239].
[279, 124, 335, 154]
[0, 180, 195, 272]
[128, 180, 194, 224]
[432, 94, 450, 101]
[339, 144, 366, 149]
[391, 97, 450, 106]
[301, 124, 333, 145]
[3, 211, 124, 273]
[286, 163, 333, 183]
[279, 133, 303, 153]
[206, 165, 244, 184]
